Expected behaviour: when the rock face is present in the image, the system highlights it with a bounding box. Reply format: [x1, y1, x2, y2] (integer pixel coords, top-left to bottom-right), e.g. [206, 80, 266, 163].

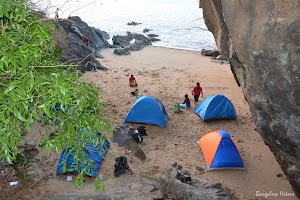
[112, 32, 152, 55]
[160, 163, 232, 200]
[46, 164, 230, 200]
[200, 49, 220, 57]
[54, 16, 110, 71]
[127, 21, 142, 26]
[46, 177, 163, 200]
[200, 0, 300, 196]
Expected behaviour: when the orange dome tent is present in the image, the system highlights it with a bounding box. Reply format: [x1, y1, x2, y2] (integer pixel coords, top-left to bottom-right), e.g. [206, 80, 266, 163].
[198, 130, 244, 170]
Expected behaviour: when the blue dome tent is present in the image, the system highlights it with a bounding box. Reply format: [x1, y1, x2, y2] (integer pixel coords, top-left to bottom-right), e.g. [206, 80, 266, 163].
[125, 96, 170, 127]
[194, 94, 237, 121]
[198, 130, 244, 170]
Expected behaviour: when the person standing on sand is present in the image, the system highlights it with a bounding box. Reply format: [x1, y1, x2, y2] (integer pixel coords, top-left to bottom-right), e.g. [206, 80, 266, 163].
[55, 8, 59, 19]
[192, 82, 203, 106]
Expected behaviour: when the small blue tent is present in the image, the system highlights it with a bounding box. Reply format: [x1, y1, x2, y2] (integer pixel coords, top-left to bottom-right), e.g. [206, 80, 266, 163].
[194, 94, 236, 121]
[198, 130, 244, 170]
[56, 133, 110, 177]
[125, 96, 170, 127]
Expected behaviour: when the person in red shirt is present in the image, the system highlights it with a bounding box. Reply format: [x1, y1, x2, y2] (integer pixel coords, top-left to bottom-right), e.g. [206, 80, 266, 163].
[82, 36, 89, 46]
[192, 82, 203, 106]
[129, 75, 137, 87]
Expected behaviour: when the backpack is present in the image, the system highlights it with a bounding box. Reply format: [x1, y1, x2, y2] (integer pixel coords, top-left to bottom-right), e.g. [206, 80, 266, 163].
[114, 156, 130, 177]
[137, 126, 147, 136]
[173, 103, 181, 113]
[132, 130, 143, 143]
[130, 89, 139, 96]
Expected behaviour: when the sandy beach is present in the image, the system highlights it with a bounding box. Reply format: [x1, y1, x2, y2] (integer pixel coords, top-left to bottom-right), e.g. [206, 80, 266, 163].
[39, 46, 296, 199]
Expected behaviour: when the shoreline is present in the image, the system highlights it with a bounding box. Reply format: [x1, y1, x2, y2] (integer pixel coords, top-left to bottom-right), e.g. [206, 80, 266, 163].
[151, 43, 204, 52]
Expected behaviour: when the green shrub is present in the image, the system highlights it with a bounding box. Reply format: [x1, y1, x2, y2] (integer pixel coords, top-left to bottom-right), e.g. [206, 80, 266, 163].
[0, 0, 112, 189]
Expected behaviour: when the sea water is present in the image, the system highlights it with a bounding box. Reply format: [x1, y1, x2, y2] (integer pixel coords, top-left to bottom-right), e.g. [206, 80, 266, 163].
[39, 0, 215, 51]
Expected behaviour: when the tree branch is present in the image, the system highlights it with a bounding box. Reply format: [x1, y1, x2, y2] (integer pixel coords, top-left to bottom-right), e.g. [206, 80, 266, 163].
[0, 19, 4, 35]
[75, 52, 94, 67]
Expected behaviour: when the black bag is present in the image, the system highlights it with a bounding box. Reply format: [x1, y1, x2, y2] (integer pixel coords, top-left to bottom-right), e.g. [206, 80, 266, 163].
[137, 126, 147, 136]
[132, 131, 143, 143]
[114, 156, 130, 177]
[176, 170, 192, 183]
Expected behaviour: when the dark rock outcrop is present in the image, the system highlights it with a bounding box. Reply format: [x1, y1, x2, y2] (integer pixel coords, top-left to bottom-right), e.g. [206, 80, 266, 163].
[127, 21, 142, 26]
[160, 163, 232, 200]
[54, 16, 109, 71]
[200, 49, 220, 57]
[112, 32, 152, 55]
[149, 38, 160, 42]
[147, 33, 159, 38]
[112, 32, 135, 47]
[146, 33, 161, 42]
[143, 28, 152, 33]
[200, 0, 300, 196]
[114, 48, 131, 55]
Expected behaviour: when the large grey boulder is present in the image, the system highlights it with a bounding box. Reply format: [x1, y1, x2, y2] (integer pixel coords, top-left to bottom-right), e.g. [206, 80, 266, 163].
[114, 48, 131, 55]
[55, 16, 109, 71]
[200, 49, 220, 57]
[112, 32, 152, 55]
[112, 32, 135, 47]
[127, 21, 142, 26]
[160, 163, 232, 200]
[200, 0, 300, 196]
[143, 28, 152, 33]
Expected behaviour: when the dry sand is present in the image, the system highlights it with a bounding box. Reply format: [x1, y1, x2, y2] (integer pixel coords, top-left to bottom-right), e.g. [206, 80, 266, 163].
[40, 46, 296, 199]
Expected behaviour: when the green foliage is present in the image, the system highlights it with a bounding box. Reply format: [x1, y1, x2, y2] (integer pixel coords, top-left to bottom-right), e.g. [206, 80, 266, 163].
[9, 153, 29, 178]
[94, 176, 106, 192]
[0, 0, 112, 189]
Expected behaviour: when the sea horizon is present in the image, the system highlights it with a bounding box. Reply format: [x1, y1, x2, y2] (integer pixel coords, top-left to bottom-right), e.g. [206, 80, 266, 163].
[37, 0, 216, 52]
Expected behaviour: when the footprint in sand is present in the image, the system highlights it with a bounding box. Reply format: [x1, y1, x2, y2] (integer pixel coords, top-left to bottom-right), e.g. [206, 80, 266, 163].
[111, 109, 118, 113]
[123, 69, 130, 72]
[151, 73, 160, 78]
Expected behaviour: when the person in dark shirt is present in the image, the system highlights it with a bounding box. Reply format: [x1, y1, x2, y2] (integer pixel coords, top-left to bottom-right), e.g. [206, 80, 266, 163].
[180, 94, 190, 108]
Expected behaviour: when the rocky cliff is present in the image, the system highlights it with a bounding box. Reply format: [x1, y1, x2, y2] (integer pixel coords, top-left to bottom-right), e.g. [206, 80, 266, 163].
[54, 16, 110, 71]
[200, 0, 300, 196]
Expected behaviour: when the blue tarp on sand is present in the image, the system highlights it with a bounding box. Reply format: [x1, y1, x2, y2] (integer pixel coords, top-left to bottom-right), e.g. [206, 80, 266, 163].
[56, 133, 110, 177]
